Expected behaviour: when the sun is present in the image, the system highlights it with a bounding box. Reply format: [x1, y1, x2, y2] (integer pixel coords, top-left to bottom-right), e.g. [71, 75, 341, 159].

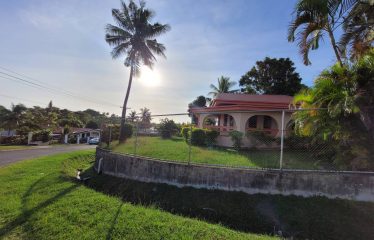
[138, 67, 161, 87]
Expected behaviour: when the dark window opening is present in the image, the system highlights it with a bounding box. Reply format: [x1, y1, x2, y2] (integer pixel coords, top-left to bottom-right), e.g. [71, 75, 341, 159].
[263, 116, 272, 129]
[248, 116, 257, 128]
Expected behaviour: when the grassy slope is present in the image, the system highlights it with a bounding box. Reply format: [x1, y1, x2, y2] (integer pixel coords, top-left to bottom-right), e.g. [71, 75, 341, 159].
[112, 136, 317, 169]
[0, 150, 275, 240]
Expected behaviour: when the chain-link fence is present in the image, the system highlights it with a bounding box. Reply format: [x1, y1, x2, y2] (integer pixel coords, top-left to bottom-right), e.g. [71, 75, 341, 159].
[99, 109, 374, 172]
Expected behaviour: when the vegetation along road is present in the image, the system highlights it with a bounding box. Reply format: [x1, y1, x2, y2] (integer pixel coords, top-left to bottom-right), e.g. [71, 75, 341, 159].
[0, 145, 96, 167]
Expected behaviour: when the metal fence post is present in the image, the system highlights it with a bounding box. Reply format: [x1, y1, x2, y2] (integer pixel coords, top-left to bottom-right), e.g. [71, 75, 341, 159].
[108, 125, 112, 148]
[134, 120, 139, 155]
[280, 110, 285, 170]
[188, 115, 193, 165]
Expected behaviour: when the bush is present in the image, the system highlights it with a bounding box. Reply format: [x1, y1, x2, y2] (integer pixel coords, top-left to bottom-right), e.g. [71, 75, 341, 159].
[158, 118, 179, 139]
[121, 123, 133, 139]
[181, 127, 190, 142]
[191, 128, 206, 146]
[205, 129, 219, 146]
[32, 130, 52, 142]
[101, 124, 122, 143]
[0, 136, 27, 145]
[229, 131, 244, 150]
[246, 130, 276, 148]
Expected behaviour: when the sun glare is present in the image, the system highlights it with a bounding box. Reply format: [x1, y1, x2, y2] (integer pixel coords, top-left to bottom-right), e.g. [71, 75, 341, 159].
[138, 67, 161, 87]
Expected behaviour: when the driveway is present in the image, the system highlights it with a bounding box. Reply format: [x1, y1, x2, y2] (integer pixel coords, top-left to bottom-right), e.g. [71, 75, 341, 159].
[0, 145, 96, 167]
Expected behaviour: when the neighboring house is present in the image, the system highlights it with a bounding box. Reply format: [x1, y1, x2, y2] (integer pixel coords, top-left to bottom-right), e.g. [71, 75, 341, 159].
[0, 130, 17, 137]
[189, 93, 295, 147]
[72, 128, 101, 143]
[52, 127, 101, 143]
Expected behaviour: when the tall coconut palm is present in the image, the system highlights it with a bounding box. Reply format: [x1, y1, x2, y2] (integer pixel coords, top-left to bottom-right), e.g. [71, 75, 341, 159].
[288, 0, 345, 66]
[339, 1, 374, 60]
[105, 0, 170, 142]
[127, 110, 137, 123]
[208, 76, 238, 98]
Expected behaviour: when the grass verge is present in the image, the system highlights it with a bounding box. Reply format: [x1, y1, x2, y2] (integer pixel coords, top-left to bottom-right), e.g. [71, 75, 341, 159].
[0, 145, 36, 151]
[0, 150, 275, 240]
[111, 136, 318, 169]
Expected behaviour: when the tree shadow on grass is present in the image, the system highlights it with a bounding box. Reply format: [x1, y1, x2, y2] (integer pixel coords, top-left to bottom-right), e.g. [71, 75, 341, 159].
[84, 168, 374, 240]
[0, 174, 79, 238]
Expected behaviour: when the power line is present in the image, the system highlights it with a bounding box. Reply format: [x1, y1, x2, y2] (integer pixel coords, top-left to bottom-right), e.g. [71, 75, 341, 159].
[0, 66, 122, 109]
[0, 93, 46, 105]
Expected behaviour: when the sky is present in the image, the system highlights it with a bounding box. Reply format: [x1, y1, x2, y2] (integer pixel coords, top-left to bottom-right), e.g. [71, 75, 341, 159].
[0, 0, 340, 123]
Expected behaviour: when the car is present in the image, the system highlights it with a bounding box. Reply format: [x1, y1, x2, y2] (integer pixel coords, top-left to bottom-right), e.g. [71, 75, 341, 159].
[88, 137, 100, 145]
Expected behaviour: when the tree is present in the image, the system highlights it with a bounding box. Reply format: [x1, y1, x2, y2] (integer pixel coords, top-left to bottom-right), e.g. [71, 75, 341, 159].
[239, 57, 305, 95]
[85, 120, 99, 129]
[293, 50, 374, 169]
[339, 1, 374, 60]
[288, 0, 344, 65]
[127, 110, 137, 123]
[1, 104, 27, 134]
[189, 96, 207, 108]
[139, 107, 151, 128]
[208, 76, 238, 98]
[105, 0, 170, 142]
[158, 118, 179, 138]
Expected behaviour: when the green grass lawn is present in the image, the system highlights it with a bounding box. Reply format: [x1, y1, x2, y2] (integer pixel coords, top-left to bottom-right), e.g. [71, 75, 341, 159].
[111, 136, 318, 169]
[0, 150, 276, 240]
[0, 145, 36, 151]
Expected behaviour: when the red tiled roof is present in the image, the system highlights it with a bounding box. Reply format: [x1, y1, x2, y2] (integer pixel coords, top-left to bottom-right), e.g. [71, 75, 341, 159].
[190, 93, 293, 113]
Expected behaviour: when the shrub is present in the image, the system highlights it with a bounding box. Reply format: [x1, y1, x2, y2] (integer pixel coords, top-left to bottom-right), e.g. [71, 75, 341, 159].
[181, 127, 190, 142]
[246, 130, 276, 148]
[190, 128, 206, 146]
[101, 124, 123, 143]
[32, 130, 52, 142]
[205, 129, 219, 146]
[229, 130, 244, 150]
[0, 136, 27, 145]
[118, 123, 133, 141]
[158, 118, 179, 139]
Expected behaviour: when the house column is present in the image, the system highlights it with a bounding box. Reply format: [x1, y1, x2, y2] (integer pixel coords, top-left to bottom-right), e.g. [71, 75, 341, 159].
[77, 135, 80, 144]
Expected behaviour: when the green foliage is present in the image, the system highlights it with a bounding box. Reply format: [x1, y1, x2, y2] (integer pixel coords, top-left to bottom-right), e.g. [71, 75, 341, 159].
[102, 124, 122, 144]
[32, 129, 52, 142]
[189, 96, 207, 108]
[229, 131, 244, 150]
[208, 76, 238, 97]
[0, 135, 27, 145]
[292, 51, 374, 170]
[85, 120, 99, 129]
[246, 131, 277, 148]
[205, 129, 220, 147]
[181, 127, 190, 142]
[158, 118, 179, 139]
[239, 57, 305, 96]
[190, 128, 206, 146]
[120, 123, 133, 141]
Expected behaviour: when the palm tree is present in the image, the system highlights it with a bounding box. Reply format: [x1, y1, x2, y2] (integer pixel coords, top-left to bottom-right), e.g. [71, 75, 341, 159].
[208, 76, 238, 98]
[139, 107, 151, 124]
[288, 0, 345, 66]
[339, 1, 374, 60]
[127, 110, 137, 123]
[105, 0, 170, 142]
[1, 104, 27, 135]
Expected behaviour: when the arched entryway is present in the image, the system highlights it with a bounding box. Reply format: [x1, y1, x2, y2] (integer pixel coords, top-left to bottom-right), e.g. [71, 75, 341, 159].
[203, 114, 236, 135]
[246, 115, 279, 137]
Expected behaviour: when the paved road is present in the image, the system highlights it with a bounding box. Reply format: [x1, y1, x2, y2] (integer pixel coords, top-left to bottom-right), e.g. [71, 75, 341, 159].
[0, 145, 96, 167]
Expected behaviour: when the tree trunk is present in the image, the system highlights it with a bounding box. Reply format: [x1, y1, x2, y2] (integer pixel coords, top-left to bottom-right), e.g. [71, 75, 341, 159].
[327, 23, 343, 66]
[119, 66, 134, 143]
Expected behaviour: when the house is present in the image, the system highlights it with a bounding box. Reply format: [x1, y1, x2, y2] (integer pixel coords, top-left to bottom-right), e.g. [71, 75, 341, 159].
[189, 93, 295, 147]
[52, 127, 101, 144]
[71, 128, 101, 144]
[0, 130, 17, 137]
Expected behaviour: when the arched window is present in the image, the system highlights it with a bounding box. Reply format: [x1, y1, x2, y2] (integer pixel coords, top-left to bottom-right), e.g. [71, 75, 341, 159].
[248, 116, 257, 128]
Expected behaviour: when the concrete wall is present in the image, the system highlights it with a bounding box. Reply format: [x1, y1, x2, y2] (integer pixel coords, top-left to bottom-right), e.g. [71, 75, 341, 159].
[95, 148, 374, 202]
